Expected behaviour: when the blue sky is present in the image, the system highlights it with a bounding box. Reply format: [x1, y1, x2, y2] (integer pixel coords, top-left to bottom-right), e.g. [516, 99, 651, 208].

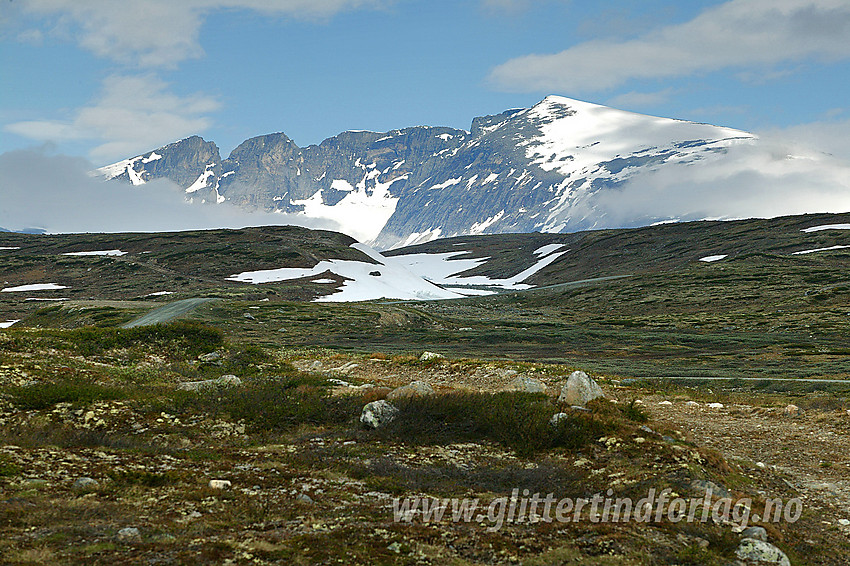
[2, 0, 849, 166]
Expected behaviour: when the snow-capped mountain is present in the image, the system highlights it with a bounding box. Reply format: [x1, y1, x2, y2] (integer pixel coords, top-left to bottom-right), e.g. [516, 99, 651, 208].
[99, 96, 835, 249]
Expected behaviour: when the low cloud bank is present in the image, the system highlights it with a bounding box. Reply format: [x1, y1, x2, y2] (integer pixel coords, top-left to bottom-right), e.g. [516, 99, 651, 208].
[581, 136, 850, 228]
[0, 147, 341, 235]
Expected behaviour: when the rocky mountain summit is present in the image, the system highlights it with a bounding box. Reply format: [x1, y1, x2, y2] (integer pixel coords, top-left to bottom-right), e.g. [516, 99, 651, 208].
[99, 96, 759, 248]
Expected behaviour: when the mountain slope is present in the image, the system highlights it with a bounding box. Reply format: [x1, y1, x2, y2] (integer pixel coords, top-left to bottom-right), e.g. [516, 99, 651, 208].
[98, 96, 847, 248]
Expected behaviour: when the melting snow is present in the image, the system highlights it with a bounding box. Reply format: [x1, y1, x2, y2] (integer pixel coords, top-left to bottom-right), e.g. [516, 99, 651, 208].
[62, 249, 127, 257]
[0, 247, 20, 250]
[2, 283, 68, 292]
[699, 255, 728, 262]
[186, 166, 216, 193]
[534, 244, 565, 257]
[0, 320, 20, 329]
[145, 291, 174, 297]
[226, 243, 463, 302]
[291, 175, 404, 242]
[141, 152, 162, 163]
[470, 210, 505, 235]
[392, 248, 568, 291]
[801, 224, 850, 233]
[792, 245, 850, 255]
[25, 297, 69, 301]
[312, 279, 337, 284]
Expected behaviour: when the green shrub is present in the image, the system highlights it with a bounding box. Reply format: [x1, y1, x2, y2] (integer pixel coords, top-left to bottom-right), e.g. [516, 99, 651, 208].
[375, 392, 613, 457]
[8, 379, 129, 410]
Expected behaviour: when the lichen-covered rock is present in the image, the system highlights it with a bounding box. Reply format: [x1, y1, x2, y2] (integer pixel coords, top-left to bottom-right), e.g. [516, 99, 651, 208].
[740, 526, 768, 542]
[177, 375, 241, 391]
[419, 351, 444, 362]
[549, 412, 569, 426]
[736, 538, 790, 566]
[360, 400, 399, 429]
[387, 381, 434, 400]
[508, 376, 547, 393]
[558, 371, 604, 406]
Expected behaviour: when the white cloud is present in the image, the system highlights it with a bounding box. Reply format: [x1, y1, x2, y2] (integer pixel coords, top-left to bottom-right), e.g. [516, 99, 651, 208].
[0, 147, 341, 234]
[490, 0, 850, 93]
[762, 118, 850, 161]
[20, 0, 390, 67]
[606, 88, 675, 110]
[580, 136, 850, 228]
[5, 75, 220, 164]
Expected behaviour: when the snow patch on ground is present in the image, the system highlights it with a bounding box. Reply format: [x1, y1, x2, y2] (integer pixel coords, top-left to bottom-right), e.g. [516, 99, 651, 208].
[62, 249, 127, 257]
[226, 243, 463, 302]
[311, 279, 337, 284]
[2, 283, 68, 292]
[392, 248, 568, 291]
[801, 224, 850, 232]
[534, 244, 565, 257]
[699, 255, 728, 262]
[0, 247, 21, 250]
[792, 245, 850, 255]
[0, 320, 20, 328]
[25, 297, 69, 301]
[145, 291, 174, 297]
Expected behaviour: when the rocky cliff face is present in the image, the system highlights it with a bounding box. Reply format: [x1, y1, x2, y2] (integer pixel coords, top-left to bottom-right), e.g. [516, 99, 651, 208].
[98, 96, 758, 248]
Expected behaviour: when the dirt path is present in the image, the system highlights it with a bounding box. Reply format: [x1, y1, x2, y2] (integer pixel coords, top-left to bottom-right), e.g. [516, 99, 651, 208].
[121, 298, 217, 328]
[640, 395, 850, 524]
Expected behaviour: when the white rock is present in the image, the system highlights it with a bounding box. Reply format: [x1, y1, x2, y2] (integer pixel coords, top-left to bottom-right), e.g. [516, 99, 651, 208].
[360, 400, 399, 429]
[707, 402, 724, 409]
[558, 371, 605, 406]
[549, 412, 570, 426]
[735, 538, 790, 566]
[659, 400, 673, 406]
[208, 479, 232, 490]
[419, 351, 445, 362]
[838, 518, 850, 526]
[177, 375, 241, 391]
[686, 401, 700, 407]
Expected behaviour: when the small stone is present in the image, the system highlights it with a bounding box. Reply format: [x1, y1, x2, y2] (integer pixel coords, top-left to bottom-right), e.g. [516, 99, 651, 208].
[243, 313, 256, 320]
[208, 479, 232, 490]
[360, 400, 399, 429]
[387, 381, 435, 400]
[558, 371, 605, 407]
[507, 376, 547, 393]
[549, 412, 569, 426]
[735, 539, 790, 566]
[783, 404, 803, 418]
[117, 527, 141, 542]
[198, 352, 222, 362]
[295, 493, 315, 505]
[707, 402, 724, 409]
[72, 477, 98, 490]
[740, 526, 768, 542]
[838, 519, 850, 527]
[686, 401, 700, 407]
[419, 351, 444, 362]
[659, 400, 673, 405]
[690, 479, 730, 498]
